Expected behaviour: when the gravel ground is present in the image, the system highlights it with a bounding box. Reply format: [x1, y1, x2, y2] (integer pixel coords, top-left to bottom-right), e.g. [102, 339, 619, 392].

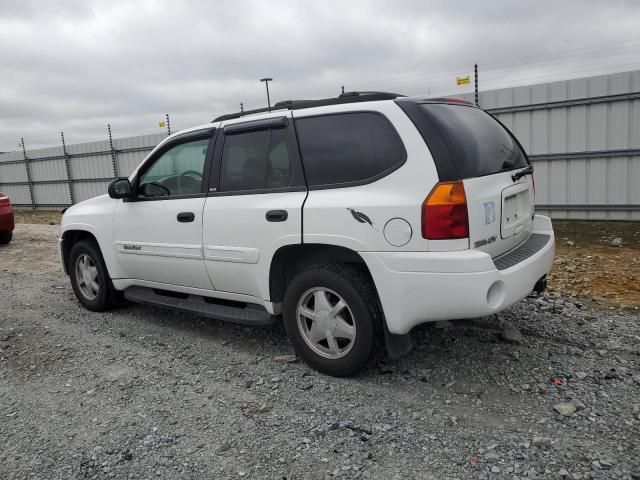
[1, 224, 639, 480]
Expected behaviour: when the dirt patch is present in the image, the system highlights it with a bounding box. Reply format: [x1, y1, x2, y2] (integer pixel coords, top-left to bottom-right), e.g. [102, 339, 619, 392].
[549, 221, 640, 309]
[13, 209, 62, 225]
[0, 224, 61, 274]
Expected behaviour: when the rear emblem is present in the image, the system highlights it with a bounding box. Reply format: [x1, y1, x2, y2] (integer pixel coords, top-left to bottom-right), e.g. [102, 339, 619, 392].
[483, 202, 496, 225]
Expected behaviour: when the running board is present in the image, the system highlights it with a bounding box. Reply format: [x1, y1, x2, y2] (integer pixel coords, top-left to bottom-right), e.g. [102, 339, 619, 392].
[123, 286, 276, 326]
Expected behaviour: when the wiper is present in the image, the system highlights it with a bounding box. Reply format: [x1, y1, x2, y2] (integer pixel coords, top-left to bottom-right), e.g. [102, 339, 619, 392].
[511, 165, 534, 182]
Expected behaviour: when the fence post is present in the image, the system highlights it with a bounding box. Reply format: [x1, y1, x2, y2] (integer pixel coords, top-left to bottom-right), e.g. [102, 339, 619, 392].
[107, 124, 119, 178]
[61, 131, 75, 205]
[21, 138, 36, 209]
[474, 63, 479, 107]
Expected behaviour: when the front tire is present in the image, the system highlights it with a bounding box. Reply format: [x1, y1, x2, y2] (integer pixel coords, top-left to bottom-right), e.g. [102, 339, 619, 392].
[0, 231, 12, 244]
[68, 240, 117, 311]
[282, 263, 381, 377]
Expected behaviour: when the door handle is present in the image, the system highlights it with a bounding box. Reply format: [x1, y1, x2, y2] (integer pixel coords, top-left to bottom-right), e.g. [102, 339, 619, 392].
[177, 212, 195, 223]
[265, 210, 288, 222]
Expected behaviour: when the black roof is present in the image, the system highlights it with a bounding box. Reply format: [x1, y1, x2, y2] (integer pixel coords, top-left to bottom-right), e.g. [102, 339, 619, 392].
[212, 91, 405, 122]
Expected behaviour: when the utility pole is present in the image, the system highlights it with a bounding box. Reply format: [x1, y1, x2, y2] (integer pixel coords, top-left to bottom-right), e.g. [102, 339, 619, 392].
[474, 63, 479, 107]
[341, 85, 345, 95]
[240, 102, 244, 113]
[165, 113, 171, 136]
[260, 78, 273, 111]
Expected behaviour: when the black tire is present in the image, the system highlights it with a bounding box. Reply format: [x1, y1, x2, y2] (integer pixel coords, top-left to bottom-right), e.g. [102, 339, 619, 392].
[282, 263, 381, 377]
[0, 231, 12, 244]
[68, 239, 118, 311]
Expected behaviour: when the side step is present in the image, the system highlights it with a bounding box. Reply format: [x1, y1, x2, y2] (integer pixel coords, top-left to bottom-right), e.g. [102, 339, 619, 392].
[123, 286, 277, 326]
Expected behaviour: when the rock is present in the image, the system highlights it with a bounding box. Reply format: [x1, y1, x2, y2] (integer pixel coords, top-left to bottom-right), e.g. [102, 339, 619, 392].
[502, 325, 523, 344]
[434, 320, 452, 329]
[531, 436, 552, 448]
[558, 468, 569, 478]
[566, 240, 575, 246]
[574, 371, 587, 380]
[484, 452, 499, 463]
[553, 403, 577, 416]
[609, 237, 622, 247]
[273, 354, 297, 363]
[491, 466, 501, 473]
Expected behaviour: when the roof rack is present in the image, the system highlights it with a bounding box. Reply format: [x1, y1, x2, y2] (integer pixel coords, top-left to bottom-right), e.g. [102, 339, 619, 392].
[212, 91, 404, 122]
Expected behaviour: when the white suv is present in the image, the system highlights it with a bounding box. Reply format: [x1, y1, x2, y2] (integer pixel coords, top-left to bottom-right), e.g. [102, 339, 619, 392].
[59, 92, 555, 376]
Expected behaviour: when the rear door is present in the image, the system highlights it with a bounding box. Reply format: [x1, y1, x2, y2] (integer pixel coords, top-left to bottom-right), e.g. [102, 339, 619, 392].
[201, 114, 307, 300]
[399, 101, 534, 257]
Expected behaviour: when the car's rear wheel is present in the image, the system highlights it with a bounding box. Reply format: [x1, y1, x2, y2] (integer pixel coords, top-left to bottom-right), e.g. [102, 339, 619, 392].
[68, 240, 118, 311]
[0, 231, 12, 244]
[283, 263, 381, 377]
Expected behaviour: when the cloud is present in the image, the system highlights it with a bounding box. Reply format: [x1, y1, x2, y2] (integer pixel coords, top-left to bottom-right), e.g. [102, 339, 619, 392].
[0, 0, 639, 150]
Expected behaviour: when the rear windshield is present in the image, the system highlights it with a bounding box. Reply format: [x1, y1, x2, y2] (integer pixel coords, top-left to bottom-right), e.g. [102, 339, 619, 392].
[401, 102, 528, 180]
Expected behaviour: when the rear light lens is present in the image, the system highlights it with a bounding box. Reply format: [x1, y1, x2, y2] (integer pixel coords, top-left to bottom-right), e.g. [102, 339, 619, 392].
[422, 180, 469, 239]
[0, 195, 10, 207]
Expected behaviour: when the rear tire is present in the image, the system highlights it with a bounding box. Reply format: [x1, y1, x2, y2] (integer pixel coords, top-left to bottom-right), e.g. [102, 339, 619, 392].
[68, 240, 118, 311]
[282, 263, 381, 377]
[0, 231, 12, 244]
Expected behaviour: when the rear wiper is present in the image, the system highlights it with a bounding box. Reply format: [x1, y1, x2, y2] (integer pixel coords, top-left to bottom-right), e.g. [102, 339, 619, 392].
[511, 165, 534, 182]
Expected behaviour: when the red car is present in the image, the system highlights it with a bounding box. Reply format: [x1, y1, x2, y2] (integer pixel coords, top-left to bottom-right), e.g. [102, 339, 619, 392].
[0, 192, 14, 244]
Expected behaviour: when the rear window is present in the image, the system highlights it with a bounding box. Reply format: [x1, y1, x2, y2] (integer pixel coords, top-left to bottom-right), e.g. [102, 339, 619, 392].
[400, 102, 528, 180]
[295, 112, 406, 187]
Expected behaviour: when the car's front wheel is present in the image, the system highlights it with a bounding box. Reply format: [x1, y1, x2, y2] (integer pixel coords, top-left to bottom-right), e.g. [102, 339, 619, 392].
[68, 239, 118, 311]
[282, 263, 381, 377]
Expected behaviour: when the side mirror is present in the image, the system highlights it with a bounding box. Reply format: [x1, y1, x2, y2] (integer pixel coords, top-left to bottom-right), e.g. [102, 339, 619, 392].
[108, 178, 132, 199]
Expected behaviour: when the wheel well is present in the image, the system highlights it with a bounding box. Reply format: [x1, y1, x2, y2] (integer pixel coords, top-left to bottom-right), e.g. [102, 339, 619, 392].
[61, 230, 99, 275]
[269, 244, 374, 303]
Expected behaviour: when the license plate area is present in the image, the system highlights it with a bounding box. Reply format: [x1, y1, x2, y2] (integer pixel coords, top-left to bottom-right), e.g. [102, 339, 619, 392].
[501, 183, 532, 239]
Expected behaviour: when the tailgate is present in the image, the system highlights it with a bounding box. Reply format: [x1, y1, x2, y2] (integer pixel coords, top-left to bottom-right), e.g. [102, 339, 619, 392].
[464, 170, 534, 258]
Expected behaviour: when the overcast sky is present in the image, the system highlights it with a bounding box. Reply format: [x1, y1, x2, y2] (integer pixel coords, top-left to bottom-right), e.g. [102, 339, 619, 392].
[1, 0, 639, 151]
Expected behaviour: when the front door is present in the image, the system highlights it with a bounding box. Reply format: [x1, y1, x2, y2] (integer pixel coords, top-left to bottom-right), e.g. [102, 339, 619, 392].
[202, 115, 306, 300]
[113, 130, 216, 290]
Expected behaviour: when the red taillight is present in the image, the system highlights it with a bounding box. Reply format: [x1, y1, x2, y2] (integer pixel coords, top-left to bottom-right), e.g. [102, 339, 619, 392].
[422, 180, 469, 239]
[0, 195, 10, 207]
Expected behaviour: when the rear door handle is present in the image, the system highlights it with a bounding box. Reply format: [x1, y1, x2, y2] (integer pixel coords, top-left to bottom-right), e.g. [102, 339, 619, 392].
[177, 212, 195, 223]
[265, 210, 288, 222]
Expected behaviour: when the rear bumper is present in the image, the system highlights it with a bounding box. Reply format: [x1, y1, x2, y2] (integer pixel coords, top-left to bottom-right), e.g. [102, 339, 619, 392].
[0, 208, 14, 232]
[361, 215, 555, 335]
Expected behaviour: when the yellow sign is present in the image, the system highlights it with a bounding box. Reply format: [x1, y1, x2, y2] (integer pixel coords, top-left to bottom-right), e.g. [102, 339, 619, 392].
[456, 75, 471, 86]
[159, 121, 166, 128]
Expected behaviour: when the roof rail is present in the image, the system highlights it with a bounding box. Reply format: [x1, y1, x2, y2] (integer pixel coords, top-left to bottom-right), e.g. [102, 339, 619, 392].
[212, 91, 404, 122]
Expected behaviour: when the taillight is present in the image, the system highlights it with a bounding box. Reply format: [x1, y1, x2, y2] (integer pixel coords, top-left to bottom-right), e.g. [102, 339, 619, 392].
[0, 195, 10, 207]
[422, 180, 469, 239]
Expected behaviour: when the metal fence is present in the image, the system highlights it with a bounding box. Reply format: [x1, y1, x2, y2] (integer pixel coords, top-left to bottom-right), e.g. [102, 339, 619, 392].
[0, 132, 166, 208]
[1, 69, 639, 220]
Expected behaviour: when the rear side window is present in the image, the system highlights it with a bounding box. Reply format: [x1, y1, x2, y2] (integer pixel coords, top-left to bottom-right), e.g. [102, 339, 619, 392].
[295, 112, 406, 187]
[399, 102, 528, 180]
[219, 128, 293, 192]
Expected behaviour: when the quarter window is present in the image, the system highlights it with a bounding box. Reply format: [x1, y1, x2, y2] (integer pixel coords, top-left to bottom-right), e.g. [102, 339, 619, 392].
[219, 128, 292, 192]
[138, 138, 209, 197]
[295, 112, 406, 187]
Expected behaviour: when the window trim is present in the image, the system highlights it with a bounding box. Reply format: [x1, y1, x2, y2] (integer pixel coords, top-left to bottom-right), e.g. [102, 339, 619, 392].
[223, 116, 288, 135]
[207, 118, 306, 197]
[127, 128, 217, 202]
[292, 110, 407, 190]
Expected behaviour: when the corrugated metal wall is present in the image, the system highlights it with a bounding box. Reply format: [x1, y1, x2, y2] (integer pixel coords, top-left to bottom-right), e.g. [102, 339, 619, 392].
[458, 70, 640, 220]
[0, 69, 639, 219]
[0, 134, 165, 207]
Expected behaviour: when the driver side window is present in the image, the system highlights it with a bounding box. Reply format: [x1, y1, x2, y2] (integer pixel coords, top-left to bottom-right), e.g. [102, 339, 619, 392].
[138, 138, 209, 197]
